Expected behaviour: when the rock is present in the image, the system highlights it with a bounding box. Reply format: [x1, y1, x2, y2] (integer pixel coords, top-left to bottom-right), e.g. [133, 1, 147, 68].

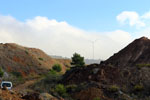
[0, 89, 2, 94]
[10, 90, 15, 94]
[39, 93, 57, 100]
[22, 92, 40, 100]
[0, 96, 4, 100]
[2, 86, 8, 90]
[92, 68, 99, 74]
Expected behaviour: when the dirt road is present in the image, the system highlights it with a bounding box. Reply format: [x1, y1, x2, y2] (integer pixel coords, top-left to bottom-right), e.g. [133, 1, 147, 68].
[13, 79, 36, 92]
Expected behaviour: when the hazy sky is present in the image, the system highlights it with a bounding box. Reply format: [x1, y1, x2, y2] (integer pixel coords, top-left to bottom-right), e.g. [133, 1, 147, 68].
[0, 0, 150, 59]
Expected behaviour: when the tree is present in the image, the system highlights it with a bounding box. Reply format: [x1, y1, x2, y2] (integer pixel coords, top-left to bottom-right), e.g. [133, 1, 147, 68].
[0, 67, 4, 77]
[52, 64, 62, 72]
[71, 53, 85, 67]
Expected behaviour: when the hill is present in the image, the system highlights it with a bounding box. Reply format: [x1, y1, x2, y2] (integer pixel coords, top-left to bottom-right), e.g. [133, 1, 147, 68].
[61, 37, 150, 100]
[0, 43, 70, 77]
[102, 36, 150, 67]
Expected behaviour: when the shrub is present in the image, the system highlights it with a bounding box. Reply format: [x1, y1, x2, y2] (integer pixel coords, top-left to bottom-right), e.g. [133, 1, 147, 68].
[52, 64, 62, 72]
[55, 84, 66, 96]
[44, 69, 61, 83]
[31, 70, 61, 93]
[108, 85, 119, 92]
[66, 68, 70, 71]
[66, 84, 77, 92]
[4, 72, 25, 86]
[136, 64, 150, 69]
[93, 97, 101, 100]
[0, 68, 4, 77]
[38, 57, 44, 61]
[134, 84, 144, 91]
[48, 69, 57, 75]
[71, 53, 85, 67]
[11, 71, 22, 78]
[25, 51, 29, 54]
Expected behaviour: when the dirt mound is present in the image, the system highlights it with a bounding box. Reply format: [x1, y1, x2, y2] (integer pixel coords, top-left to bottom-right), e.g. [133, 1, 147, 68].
[0, 43, 70, 77]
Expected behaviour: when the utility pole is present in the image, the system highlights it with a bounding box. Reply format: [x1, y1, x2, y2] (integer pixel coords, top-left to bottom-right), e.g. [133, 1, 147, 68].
[91, 39, 99, 59]
[92, 41, 94, 59]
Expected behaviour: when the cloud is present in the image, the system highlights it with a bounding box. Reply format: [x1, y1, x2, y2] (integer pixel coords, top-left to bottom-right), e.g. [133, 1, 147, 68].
[117, 11, 145, 28]
[116, 11, 150, 39]
[141, 11, 150, 19]
[0, 15, 132, 60]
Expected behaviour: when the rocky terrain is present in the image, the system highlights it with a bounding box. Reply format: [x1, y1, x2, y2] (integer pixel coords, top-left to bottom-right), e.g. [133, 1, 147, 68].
[102, 36, 150, 67]
[0, 88, 60, 100]
[62, 37, 150, 100]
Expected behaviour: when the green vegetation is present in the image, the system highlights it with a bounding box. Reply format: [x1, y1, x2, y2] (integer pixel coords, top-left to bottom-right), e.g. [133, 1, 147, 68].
[134, 84, 144, 91]
[66, 67, 71, 71]
[66, 84, 78, 93]
[31, 69, 61, 92]
[52, 64, 62, 72]
[55, 84, 68, 97]
[10, 71, 24, 86]
[93, 97, 101, 100]
[71, 53, 85, 67]
[48, 69, 57, 75]
[136, 64, 150, 69]
[2, 71, 25, 86]
[0, 67, 4, 77]
[11, 71, 22, 78]
[108, 85, 119, 92]
[25, 50, 29, 54]
[38, 57, 44, 61]
[30, 68, 75, 99]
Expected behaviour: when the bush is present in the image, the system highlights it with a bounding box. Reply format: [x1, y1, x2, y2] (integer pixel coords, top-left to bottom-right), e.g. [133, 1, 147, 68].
[66, 84, 77, 92]
[93, 97, 101, 100]
[136, 64, 150, 69]
[71, 53, 85, 67]
[25, 51, 29, 54]
[52, 64, 62, 72]
[39, 57, 44, 61]
[30, 69, 61, 93]
[108, 85, 119, 92]
[55, 84, 66, 96]
[0, 68, 4, 77]
[11, 71, 22, 78]
[48, 69, 57, 75]
[134, 84, 144, 91]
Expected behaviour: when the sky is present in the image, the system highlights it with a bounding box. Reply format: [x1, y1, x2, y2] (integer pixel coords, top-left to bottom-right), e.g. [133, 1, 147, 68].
[0, 0, 150, 59]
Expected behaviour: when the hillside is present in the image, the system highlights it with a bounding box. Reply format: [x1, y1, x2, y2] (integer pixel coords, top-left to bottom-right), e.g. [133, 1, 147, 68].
[0, 43, 70, 77]
[102, 36, 150, 67]
[61, 37, 150, 100]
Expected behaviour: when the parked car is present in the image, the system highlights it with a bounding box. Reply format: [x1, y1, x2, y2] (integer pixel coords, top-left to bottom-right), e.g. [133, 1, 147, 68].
[1, 81, 13, 90]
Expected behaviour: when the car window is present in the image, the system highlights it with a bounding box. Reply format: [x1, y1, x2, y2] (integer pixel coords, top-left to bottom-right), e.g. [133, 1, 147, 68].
[2, 83, 11, 87]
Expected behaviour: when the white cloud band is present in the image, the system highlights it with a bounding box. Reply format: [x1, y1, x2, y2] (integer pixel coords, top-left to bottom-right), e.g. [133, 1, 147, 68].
[0, 15, 132, 59]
